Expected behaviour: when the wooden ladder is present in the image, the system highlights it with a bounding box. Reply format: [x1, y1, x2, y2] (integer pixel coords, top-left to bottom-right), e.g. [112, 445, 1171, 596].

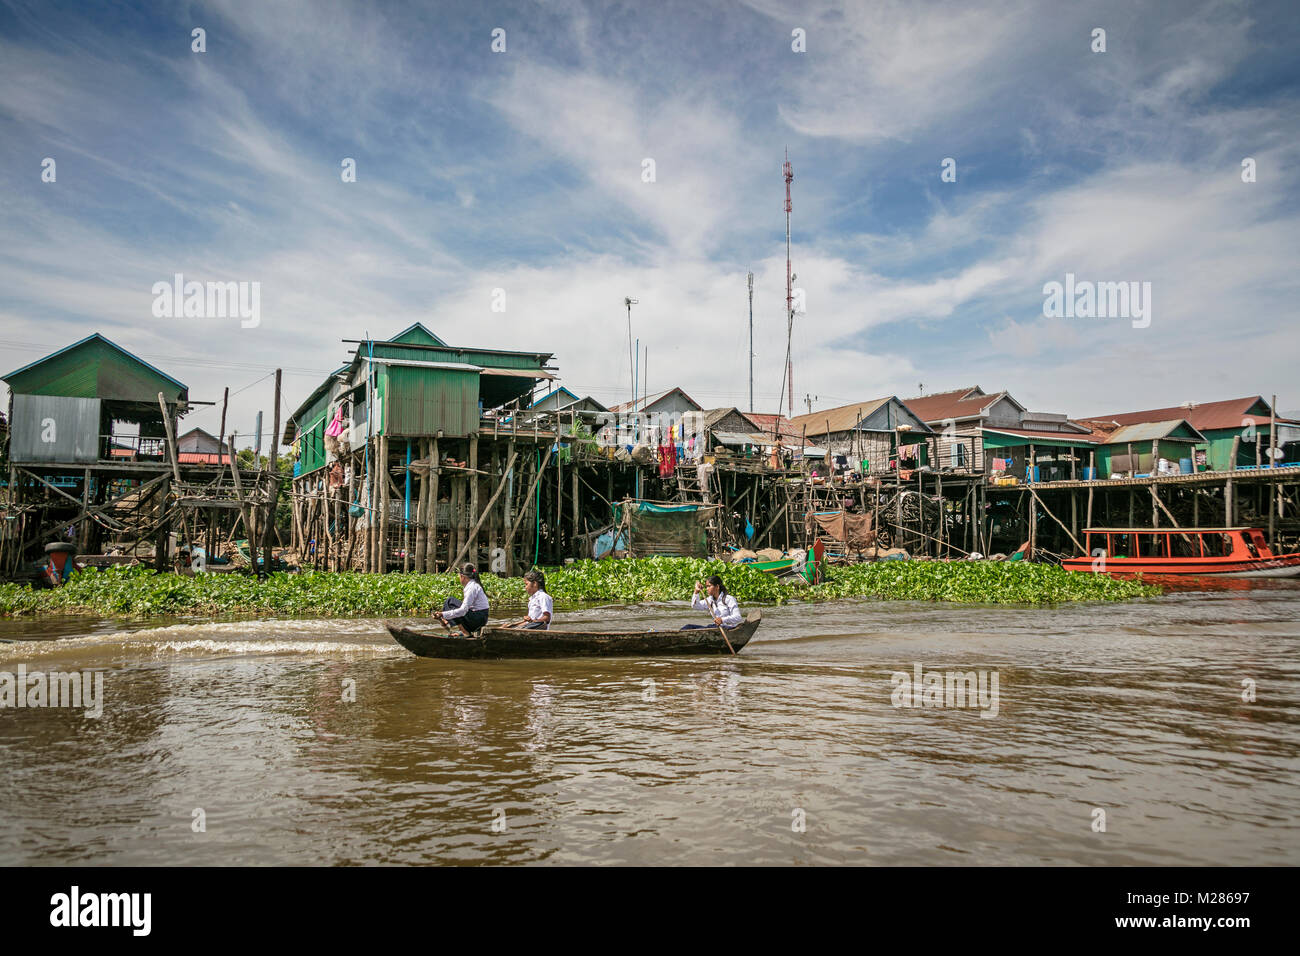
[675, 464, 706, 503]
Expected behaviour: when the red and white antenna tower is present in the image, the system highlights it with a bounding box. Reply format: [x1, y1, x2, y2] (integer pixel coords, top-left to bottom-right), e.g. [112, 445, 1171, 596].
[783, 149, 795, 419]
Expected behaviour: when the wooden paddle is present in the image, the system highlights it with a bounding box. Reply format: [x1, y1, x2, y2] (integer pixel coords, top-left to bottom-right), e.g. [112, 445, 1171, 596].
[715, 620, 736, 655]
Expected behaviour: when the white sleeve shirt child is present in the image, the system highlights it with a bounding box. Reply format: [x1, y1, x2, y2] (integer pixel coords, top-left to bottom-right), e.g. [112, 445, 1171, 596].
[691, 591, 742, 627]
[443, 579, 489, 620]
[527, 590, 553, 628]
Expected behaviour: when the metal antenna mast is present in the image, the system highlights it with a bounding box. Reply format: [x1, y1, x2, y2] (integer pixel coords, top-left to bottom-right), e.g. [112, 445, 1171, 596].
[747, 271, 754, 413]
[624, 296, 638, 407]
[783, 150, 795, 419]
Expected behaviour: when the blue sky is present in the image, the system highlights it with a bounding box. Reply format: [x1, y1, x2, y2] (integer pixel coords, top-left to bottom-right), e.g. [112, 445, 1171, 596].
[2, 0, 1298, 443]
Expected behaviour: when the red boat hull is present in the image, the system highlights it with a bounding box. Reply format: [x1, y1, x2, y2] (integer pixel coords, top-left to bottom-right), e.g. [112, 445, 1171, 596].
[1063, 526, 1300, 578]
[1062, 554, 1300, 577]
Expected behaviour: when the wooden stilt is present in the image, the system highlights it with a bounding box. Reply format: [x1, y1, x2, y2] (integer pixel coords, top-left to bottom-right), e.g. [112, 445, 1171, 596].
[430, 438, 440, 573]
[450, 451, 519, 572]
[468, 436, 479, 568]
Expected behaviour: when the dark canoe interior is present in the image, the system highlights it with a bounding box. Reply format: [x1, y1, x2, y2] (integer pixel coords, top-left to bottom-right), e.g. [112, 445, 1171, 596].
[387, 610, 762, 659]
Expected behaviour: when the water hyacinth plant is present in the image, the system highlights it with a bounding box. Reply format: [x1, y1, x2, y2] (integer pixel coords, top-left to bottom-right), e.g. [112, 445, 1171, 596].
[0, 557, 1156, 619]
[807, 560, 1158, 604]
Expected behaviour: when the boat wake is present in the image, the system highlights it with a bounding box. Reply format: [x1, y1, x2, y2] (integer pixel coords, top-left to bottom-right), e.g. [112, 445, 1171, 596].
[0, 618, 403, 662]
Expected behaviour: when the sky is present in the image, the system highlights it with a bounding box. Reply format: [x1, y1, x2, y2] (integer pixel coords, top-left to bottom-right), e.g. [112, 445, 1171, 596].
[1, 0, 1298, 447]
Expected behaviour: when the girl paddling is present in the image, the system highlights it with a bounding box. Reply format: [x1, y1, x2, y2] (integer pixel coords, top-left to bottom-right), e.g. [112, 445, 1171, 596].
[683, 575, 742, 630]
[435, 563, 490, 635]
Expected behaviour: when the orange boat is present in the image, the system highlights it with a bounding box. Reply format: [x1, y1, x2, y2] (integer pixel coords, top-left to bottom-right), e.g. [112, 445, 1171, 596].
[1062, 527, 1300, 578]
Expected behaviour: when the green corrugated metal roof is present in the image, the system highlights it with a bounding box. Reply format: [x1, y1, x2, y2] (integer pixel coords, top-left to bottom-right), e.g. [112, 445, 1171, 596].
[982, 429, 1098, 450]
[2, 333, 188, 402]
[389, 323, 447, 346]
[1106, 420, 1205, 444]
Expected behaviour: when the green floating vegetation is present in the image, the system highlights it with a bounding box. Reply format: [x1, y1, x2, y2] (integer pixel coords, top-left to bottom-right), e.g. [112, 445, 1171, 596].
[808, 560, 1159, 604]
[0, 557, 1156, 619]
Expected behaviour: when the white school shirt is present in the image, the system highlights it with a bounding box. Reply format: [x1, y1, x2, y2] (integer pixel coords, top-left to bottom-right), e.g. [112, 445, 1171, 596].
[691, 591, 742, 627]
[528, 590, 554, 629]
[443, 579, 489, 620]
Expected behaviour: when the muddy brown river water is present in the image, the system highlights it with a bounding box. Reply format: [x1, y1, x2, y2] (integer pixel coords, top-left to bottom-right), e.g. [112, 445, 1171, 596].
[1, 581, 1297, 865]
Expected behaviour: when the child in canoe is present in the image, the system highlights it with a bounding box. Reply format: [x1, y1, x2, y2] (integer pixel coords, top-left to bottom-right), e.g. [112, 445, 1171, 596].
[435, 563, 490, 635]
[683, 575, 742, 629]
[502, 569, 553, 630]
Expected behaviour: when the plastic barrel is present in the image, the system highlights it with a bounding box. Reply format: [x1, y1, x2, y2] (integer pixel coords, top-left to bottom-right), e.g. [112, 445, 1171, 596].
[1179, 458, 1193, 474]
[1082, 467, 1096, 480]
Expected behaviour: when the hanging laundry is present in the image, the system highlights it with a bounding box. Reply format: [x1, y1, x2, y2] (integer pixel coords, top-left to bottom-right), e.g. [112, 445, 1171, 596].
[991, 458, 1007, 472]
[324, 406, 346, 438]
[658, 443, 677, 477]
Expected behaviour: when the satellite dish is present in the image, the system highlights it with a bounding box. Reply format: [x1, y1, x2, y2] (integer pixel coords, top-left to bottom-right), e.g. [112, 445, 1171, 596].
[1267, 446, 1284, 459]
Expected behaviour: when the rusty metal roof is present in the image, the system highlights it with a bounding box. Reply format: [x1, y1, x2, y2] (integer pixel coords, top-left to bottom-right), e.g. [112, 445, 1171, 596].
[788, 397, 893, 435]
[1081, 396, 1273, 433]
[903, 386, 1024, 423]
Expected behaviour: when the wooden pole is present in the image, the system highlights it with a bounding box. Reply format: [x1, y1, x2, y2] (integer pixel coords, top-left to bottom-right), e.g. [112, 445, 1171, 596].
[486, 447, 499, 570]
[935, 470, 943, 556]
[1269, 394, 1278, 547]
[1255, 429, 1262, 516]
[264, 368, 281, 575]
[430, 438, 440, 573]
[468, 435, 479, 567]
[227, 437, 251, 552]
[1086, 451, 1095, 531]
[1027, 489, 1037, 558]
[505, 438, 516, 575]
[414, 439, 427, 572]
[755, 498, 790, 544]
[157, 392, 182, 484]
[1070, 488, 1077, 545]
[503, 446, 553, 555]
[403, 439, 412, 574]
[572, 462, 580, 557]
[449, 451, 519, 571]
[218, 386, 229, 451]
[1227, 435, 1240, 525]
[895, 475, 902, 551]
[554, 429, 563, 562]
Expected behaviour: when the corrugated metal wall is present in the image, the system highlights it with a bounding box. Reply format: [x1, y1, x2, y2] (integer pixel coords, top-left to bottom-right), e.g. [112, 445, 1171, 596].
[299, 419, 327, 474]
[9, 394, 101, 462]
[381, 365, 478, 437]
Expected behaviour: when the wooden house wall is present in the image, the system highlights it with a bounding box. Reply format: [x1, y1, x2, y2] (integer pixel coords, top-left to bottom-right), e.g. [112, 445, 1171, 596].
[983, 396, 1022, 428]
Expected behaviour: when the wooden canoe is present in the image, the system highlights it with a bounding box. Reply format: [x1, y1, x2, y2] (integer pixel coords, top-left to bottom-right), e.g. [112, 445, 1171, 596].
[387, 610, 762, 659]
